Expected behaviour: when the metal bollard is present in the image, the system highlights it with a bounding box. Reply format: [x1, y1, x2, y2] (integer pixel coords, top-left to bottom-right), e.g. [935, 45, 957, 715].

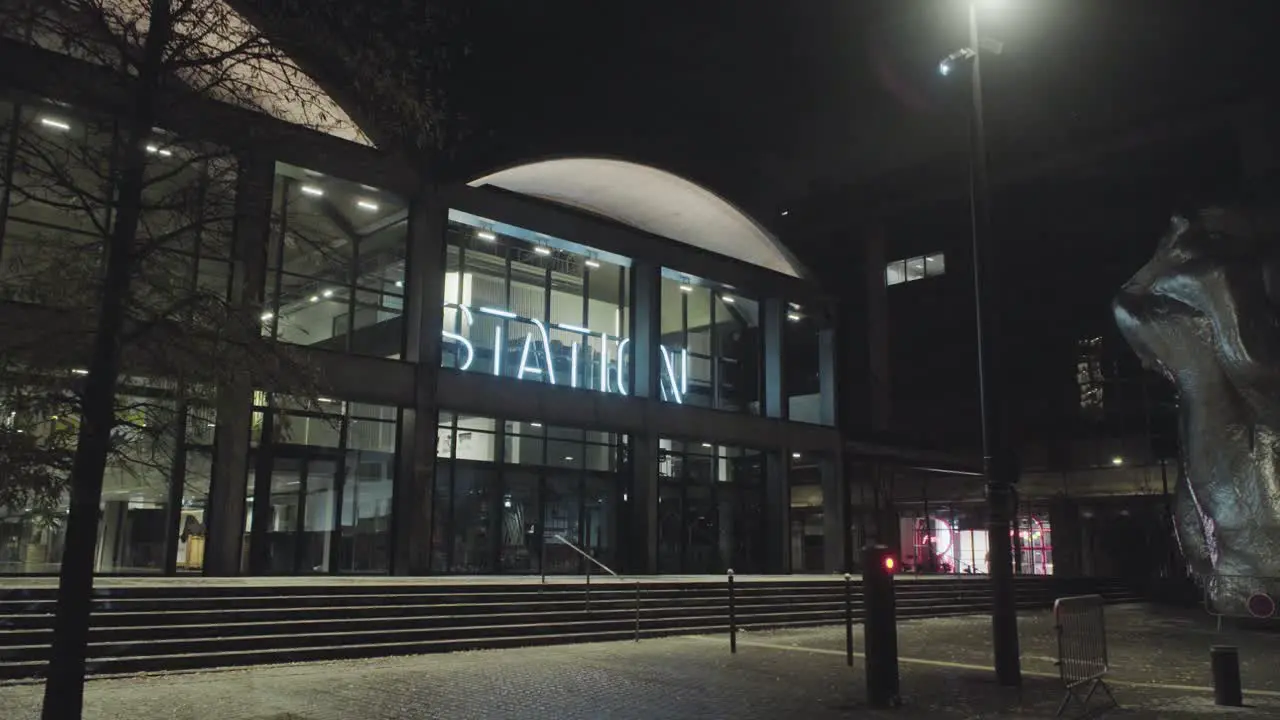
[844, 572, 854, 668]
[1211, 645, 1243, 707]
[634, 581, 641, 642]
[728, 569, 738, 654]
[863, 544, 901, 708]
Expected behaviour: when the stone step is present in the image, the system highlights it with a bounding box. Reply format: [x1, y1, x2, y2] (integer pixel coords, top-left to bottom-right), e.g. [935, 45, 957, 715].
[0, 578, 1142, 680]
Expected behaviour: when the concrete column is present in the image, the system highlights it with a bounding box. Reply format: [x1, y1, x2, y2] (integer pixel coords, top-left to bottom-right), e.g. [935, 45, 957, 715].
[865, 225, 891, 433]
[820, 452, 846, 572]
[626, 432, 659, 574]
[762, 297, 786, 419]
[765, 452, 791, 573]
[204, 153, 272, 576]
[391, 190, 445, 575]
[1050, 498, 1083, 577]
[628, 261, 661, 399]
[818, 322, 838, 427]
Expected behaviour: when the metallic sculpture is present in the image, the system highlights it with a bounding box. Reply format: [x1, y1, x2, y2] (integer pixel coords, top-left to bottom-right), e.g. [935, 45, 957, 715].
[1114, 207, 1280, 616]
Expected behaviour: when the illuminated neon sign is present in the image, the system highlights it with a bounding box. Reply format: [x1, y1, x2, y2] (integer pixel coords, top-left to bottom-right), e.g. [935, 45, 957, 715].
[443, 303, 688, 402]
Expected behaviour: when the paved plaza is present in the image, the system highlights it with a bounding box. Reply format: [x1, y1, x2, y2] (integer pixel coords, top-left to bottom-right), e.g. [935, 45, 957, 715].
[2, 604, 1278, 719]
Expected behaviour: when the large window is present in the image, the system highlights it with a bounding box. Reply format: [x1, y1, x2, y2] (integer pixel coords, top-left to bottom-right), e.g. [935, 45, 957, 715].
[442, 211, 630, 393]
[264, 163, 407, 358]
[0, 101, 234, 312]
[434, 411, 626, 574]
[657, 439, 764, 573]
[0, 381, 203, 575]
[245, 394, 399, 574]
[783, 301, 831, 425]
[660, 270, 761, 413]
[886, 252, 946, 286]
[0, 103, 111, 301]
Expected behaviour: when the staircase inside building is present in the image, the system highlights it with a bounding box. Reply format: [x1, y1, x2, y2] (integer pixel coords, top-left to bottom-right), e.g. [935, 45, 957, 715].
[0, 576, 1141, 680]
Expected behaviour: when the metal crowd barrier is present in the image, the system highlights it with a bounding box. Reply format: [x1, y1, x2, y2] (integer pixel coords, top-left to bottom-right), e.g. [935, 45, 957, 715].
[1202, 575, 1279, 630]
[1052, 594, 1118, 718]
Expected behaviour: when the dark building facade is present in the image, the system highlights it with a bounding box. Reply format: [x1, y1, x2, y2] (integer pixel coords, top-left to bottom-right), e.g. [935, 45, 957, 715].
[779, 87, 1280, 580]
[0, 13, 845, 577]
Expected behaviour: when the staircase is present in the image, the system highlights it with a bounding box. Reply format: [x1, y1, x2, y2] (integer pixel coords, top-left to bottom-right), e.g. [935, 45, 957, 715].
[0, 576, 1141, 680]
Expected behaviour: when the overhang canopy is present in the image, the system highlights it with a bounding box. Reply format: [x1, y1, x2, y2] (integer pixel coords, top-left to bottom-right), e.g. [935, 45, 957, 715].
[469, 158, 804, 278]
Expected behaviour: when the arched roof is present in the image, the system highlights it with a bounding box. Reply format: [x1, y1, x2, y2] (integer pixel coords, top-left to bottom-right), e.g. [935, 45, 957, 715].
[25, 0, 370, 147]
[469, 158, 804, 278]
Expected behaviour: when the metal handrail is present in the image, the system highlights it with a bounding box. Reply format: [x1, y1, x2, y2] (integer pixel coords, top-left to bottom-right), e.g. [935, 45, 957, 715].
[552, 534, 619, 577]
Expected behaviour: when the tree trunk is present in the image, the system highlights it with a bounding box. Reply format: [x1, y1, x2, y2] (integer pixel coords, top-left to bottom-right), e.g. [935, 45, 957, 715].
[41, 2, 173, 717]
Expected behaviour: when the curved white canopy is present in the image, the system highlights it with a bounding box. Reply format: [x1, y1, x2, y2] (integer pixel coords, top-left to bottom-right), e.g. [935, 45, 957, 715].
[469, 159, 802, 278]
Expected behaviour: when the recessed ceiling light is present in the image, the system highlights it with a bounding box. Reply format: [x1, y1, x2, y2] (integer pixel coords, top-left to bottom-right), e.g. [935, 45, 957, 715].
[300, 185, 324, 197]
[722, 296, 736, 304]
[780, 210, 789, 216]
[477, 230, 497, 241]
[322, 289, 334, 298]
[564, 456, 573, 461]
[787, 313, 801, 322]
[72, 369, 89, 375]
[260, 311, 273, 321]
[534, 247, 552, 256]
[792, 452, 802, 459]
[701, 442, 712, 448]
[395, 280, 403, 287]
[530, 422, 542, 427]
[357, 200, 379, 211]
[39, 117, 70, 131]
[585, 260, 601, 268]
[309, 295, 319, 303]
[679, 285, 693, 292]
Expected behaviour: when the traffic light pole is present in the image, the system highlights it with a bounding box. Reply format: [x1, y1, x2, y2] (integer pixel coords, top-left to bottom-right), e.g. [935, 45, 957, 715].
[966, 0, 1022, 688]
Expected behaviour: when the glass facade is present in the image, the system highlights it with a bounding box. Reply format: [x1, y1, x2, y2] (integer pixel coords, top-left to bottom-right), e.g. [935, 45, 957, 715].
[0, 98, 233, 575]
[656, 439, 765, 573]
[659, 271, 761, 412]
[434, 412, 625, 574]
[442, 212, 631, 391]
[897, 506, 1054, 576]
[0, 88, 839, 578]
[264, 162, 407, 358]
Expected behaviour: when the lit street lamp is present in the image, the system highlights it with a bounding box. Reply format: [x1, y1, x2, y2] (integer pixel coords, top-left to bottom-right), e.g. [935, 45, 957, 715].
[938, 1, 1022, 688]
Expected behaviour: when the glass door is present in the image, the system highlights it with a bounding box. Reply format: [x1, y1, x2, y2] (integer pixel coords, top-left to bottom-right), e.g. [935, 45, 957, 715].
[264, 457, 302, 574]
[298, 459, 337, 573]
[250, 450, 342, 575]
[499, 469, 539, 573]
[543, 472, 581, 574]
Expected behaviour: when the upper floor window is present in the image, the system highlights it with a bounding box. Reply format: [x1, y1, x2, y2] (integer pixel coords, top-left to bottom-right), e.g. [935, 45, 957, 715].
[660, 270, 760, 414]
[886, 252, 945, 286]
[441, 210, 631, 392]
[262, 162, 407, 358]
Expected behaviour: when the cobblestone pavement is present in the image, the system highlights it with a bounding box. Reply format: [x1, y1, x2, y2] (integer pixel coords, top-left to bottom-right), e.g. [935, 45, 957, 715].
[2, 605, 1278, 719]
[756, 602, 1280, 692]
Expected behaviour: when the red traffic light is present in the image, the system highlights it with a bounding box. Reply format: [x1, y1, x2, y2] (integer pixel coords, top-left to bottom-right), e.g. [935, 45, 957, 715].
[883, 556, 896, 572]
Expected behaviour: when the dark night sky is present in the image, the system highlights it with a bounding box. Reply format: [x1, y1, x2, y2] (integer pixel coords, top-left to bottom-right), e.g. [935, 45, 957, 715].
[451, 0, 1277, 220]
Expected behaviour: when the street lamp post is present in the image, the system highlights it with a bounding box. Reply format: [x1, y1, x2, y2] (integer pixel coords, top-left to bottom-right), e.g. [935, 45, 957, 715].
[941, 1, 1023, 687]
